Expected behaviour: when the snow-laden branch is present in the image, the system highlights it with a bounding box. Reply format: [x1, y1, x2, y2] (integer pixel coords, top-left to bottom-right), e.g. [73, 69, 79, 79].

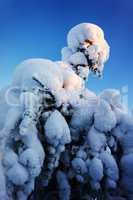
[0, 23, 132, 200]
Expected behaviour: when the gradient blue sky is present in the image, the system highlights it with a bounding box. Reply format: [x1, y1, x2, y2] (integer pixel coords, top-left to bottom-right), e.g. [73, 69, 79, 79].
[0, 0, 133, 107]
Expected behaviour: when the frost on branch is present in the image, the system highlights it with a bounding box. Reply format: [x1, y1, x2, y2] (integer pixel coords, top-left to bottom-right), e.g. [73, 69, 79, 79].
[0, 23, 132, 200]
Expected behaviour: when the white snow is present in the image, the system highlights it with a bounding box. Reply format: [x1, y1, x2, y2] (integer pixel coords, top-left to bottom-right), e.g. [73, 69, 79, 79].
[3, 149, 18, 168]
[0, 22, 132, 200]
[87, 127, 106, 154]
[89, 157, 103, 181]
[94, 99, 117, 132]
[68, 52, 88, 66]
[19, 148, 43, 177]
[72, 158, 87, 175]
[67, 23, 105, 50]
[44, 110, 71, 146]
[7, 163, 29, 186]
[62, 23, 110, 78]
[100, 151, 119, 183]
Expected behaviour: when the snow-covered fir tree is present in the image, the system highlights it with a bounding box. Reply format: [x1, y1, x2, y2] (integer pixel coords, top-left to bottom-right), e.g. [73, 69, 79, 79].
[0, 23, 133, 200]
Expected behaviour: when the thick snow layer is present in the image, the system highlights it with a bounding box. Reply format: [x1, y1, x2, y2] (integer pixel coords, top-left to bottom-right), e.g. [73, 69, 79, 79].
[70, 93, 97, 140]
[0, 107, 22, 140]
[19, 148, 43, 178]
[119, 114, 133, 133]
[76, 150, 87, 161]
[7, 163, 28, 186]
[3, 149, 18, 168]
[100, 151, 119, 182]
[67, 52, 88, 66]
[61, 47, 73, 61]
[72, 158, 87, 175]
[112, 125, 124, 140]
[70, 100, 94, 130]
[12, 59, 63, 91]
[67, 23, 109, 62]
[62, 23, 110, 79]
[56, 61, 84, 92]
[67, 23, 105, 50]
[12, 59, 84, 98]
[94, 99, 117, 132]
[89, 157, 103, 181]
[100, 89, 122, 108]
[0, 154, 7, 200]
[44, 110, 71, 146]
[87, 127, 106, 154]
[11, 58, 85, 109]
[0, 22, 133, 200]
[0, 87, 21, 131]
[112, 114, 133, 154]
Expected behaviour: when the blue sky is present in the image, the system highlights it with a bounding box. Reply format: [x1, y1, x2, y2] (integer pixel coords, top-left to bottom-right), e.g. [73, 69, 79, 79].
[0, 0, 133, 108]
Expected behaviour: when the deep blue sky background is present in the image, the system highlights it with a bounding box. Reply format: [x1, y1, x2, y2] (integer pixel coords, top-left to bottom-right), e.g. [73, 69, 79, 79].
[0, 0, 133, 108]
